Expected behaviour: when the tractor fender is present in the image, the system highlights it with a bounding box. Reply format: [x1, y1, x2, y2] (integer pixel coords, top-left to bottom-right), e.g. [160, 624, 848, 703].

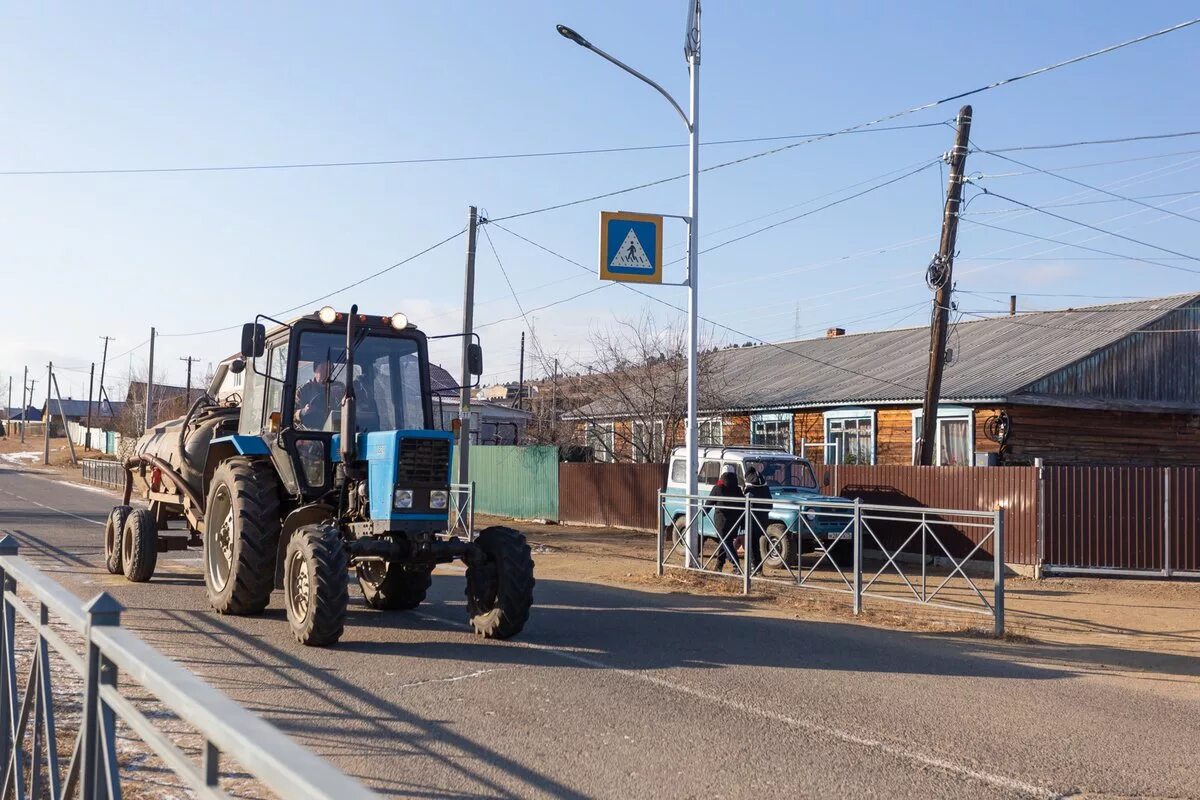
[275, 504, 336, 589]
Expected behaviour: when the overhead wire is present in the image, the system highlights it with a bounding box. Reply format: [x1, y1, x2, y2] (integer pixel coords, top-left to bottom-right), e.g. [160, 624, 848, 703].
[491, 16, 1200, 223]
[979, 130, 1200, 153]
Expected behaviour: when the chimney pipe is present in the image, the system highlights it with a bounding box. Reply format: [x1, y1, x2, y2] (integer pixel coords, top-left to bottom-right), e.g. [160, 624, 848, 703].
[826, 327, 846, 338]
[1009, 295, 1017, 316]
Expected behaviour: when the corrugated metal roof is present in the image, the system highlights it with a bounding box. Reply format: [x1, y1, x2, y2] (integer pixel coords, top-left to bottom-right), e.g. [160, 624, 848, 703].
[573, 294, 1200, 417]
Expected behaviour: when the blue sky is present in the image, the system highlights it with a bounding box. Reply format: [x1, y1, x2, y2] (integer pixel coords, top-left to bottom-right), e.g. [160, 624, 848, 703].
[2, 2, 1198, 403]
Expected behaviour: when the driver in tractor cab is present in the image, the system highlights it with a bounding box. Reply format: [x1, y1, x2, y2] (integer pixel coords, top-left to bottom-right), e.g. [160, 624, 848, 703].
[295, 359, 345, 429]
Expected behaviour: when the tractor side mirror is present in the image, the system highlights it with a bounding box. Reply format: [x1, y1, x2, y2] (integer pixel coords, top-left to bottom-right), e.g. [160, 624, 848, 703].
[229, 358, 246, 375]
[467, 343, 484, 376]
[240, 323, 266, 358]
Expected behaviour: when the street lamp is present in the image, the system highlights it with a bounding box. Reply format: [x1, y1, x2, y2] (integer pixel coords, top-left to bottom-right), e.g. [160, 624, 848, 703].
[558, 1, 703, 566]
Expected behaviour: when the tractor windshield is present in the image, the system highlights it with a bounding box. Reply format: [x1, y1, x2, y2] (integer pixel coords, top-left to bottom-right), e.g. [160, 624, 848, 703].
[294, 331, 426, 433]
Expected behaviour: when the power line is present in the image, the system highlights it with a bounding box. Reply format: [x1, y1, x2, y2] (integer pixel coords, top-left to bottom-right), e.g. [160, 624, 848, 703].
[671, 159, 940, 262]
[972, 147, 1200, 179]
[961, 189, 1200, 215]
[958, 309, 1200, 333]
[0, 122, 947, 178]
[960, 290, 1158, 299]
[969, 185, 1200, 264]
[492, 16, 1200, 223]
[974, 146, 1200, 225]
[978, 130, 1200, 153]
[159, 227, 466, 338]
[960, 216, 1200, 274]
[488, 222, 925, 393]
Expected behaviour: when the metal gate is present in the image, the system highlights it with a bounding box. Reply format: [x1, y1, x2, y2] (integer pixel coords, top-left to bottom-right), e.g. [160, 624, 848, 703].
[1042, 466, 1200, 577]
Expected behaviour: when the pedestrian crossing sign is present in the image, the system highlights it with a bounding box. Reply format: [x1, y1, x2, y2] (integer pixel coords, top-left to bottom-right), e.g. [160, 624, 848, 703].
[599, 211, 663, 284]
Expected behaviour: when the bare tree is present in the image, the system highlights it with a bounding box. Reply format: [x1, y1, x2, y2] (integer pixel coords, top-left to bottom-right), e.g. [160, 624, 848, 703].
[569, 313, 728, 463]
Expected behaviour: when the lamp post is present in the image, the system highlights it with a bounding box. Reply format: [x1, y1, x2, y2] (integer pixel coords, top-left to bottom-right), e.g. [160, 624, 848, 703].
[558, 1, 702, 566]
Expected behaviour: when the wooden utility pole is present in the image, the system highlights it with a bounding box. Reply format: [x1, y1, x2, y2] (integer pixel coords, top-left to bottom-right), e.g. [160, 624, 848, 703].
[51, 370, 78, 465]
[42, 363, 52, 465]
[180, 355, 197, 407]
[516, 331, 526, 411]
[4, 377, 9, 439]
[457, 206, 478, 485]
[97, 335, 115, 416]
[84, 363, 96, 450]
[144, 327, 156, 432]
[916, 105, 972, 466]
[21, 374, 33, 444]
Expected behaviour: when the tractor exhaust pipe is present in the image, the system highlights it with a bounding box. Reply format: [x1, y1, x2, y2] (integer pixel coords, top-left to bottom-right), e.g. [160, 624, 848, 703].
[341, 303, 358, 464]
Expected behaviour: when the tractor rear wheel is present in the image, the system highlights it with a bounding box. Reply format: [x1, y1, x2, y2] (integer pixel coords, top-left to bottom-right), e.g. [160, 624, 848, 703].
[284, 526, 348, 646]
[357, 561, 432, 610]
[104, 505, 131, 575]
[121, 508, 158, 582]
[464, 526, 535, 639]
[203, 458, 281, 616]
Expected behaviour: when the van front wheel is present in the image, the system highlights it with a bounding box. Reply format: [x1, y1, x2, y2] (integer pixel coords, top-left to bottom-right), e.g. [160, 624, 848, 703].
[759, 523, 795, 569]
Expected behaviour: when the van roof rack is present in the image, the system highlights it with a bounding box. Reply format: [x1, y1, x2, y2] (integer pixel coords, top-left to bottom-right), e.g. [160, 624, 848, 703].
[714, 444, 788, 457]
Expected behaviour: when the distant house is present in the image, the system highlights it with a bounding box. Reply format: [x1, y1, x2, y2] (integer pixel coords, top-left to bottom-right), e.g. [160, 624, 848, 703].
[40, 398, 125, 426]
[0, 405, 42, 436]
[125, 382, 192, 427]
[476, 382, 537, 404]
[570, 294, 1200, 467]
[430, 365, 532, 445]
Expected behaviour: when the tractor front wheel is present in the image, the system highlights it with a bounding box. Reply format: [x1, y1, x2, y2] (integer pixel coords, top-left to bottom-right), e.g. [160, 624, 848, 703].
[284, 526, 348, 647]
[464, 526, 535, 639]
[203, 458, 281, 615]
[357, 561, 432, 611]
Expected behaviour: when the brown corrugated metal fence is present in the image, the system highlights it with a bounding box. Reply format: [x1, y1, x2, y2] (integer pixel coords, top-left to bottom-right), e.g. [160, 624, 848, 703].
[831, 465, 1038, 564]
[558, 463, 666, 531]
[1042, 466, 1165, 571]
[1170, 467, 1200, 573]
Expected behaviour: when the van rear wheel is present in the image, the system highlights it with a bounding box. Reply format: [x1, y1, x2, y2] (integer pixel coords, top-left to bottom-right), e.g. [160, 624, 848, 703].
[759, 523, 795, 569]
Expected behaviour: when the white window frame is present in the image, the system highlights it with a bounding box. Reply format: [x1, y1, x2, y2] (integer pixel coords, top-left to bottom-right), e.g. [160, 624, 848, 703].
[587, 421, 615, 463]
[911, 406, 974, 466]
[823, 408, 876, 465]
[750, 412, 793, 453]
[698, 416, 723, 446]
[632, 419, 666, 463]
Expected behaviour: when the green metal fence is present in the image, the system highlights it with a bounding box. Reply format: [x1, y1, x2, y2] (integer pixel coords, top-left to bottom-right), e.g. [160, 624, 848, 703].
[463, 446, 559, 521]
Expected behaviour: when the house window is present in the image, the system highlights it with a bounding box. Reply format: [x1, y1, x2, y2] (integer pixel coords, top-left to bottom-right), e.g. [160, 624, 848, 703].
[586, 422, 615, 462]
[911, 407, 974, 466]
[824, 409, 875, 465]
[632, 420, 666, 463]
[751, 413, 792, 452]
[698, 416, 723, 446]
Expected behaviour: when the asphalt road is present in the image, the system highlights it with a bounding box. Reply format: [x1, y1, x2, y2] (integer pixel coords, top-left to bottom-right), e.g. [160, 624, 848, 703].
[1, 464, 1197, 799]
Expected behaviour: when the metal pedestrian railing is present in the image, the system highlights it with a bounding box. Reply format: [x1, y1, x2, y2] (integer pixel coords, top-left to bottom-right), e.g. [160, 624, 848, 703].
[80, 460, 124, 490]
[449, 483, 475, 541]
[658, 493, 1005, 636]
[0, 535, 377, 800]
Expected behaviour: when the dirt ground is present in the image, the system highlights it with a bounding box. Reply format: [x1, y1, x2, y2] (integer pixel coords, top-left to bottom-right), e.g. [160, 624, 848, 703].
[10, 449, 1198, 678]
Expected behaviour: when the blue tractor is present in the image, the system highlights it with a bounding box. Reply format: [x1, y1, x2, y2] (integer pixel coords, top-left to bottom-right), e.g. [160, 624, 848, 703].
[106, 304, 534, 646]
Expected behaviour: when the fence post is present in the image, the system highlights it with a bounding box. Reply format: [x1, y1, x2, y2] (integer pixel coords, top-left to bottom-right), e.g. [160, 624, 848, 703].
[742, 495, 752, 595]
[852, 499, 862, 615]
[1034, 458, 1045, 578]
[1164, 468, 1172, 578]
[81, 593, 121, 800]
[0, 535, 16, 771]
[993, 508, 1005, 638]
[655, 493, 664, 577]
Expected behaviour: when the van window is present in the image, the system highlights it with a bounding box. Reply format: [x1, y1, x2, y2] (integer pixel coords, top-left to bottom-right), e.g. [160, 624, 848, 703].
[698, 460, 721, 484]
[669, 459, 687, 484]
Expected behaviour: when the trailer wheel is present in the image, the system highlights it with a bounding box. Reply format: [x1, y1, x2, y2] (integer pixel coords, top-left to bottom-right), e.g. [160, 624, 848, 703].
[121, 509, 158, 583]
[284, 526, 348, 647]
[465, 526, 535, 639]
[357, 561, 432, 610]
[104, 505, 132, 575]
[204, 458, 281, 616]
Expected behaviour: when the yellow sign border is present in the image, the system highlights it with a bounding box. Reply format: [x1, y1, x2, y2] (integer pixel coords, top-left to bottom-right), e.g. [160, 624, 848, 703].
[599, 211, 664, 284]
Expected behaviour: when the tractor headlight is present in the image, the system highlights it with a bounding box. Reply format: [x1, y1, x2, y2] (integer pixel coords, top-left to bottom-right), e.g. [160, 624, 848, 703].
[430, 490, 449, 510]
[390, 312, 409, 330]
[393, 488, 414, 509]
[318, 305, 337, 324]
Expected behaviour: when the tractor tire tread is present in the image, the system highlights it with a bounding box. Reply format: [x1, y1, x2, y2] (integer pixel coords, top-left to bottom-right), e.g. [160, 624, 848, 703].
[287, 527, 348, 646]
[465, 526, 535, 640]
[206, 457, 281, 616]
